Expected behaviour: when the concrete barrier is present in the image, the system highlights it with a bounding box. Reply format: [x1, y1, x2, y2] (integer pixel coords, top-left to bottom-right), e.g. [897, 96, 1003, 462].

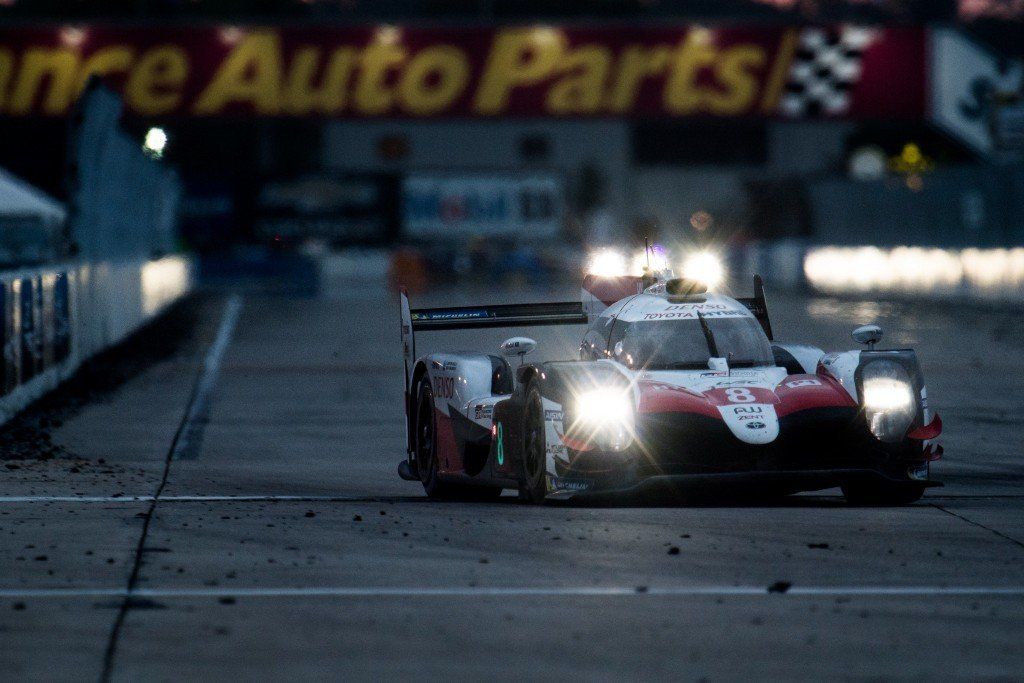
[0, 255, 192, 425]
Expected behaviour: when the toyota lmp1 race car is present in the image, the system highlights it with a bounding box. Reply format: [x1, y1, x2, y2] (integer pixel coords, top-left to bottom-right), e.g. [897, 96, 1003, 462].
[396, 267, 943, 505]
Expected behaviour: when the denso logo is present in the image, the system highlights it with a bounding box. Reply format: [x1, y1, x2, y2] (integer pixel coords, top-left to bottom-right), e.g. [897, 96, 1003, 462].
[433, 376, 455, 399]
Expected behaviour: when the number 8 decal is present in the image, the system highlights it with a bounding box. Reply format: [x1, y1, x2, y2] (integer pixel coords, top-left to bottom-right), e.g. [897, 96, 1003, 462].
[726, 387, 755, 403]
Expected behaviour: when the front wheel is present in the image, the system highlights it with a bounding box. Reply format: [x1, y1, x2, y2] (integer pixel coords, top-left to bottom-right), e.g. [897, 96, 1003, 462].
[842, 480, 925, 506]
[518, 380, 548, 504]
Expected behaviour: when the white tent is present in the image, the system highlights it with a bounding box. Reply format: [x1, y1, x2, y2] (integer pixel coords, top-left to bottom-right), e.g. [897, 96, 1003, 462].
[0, 166, 66, 265]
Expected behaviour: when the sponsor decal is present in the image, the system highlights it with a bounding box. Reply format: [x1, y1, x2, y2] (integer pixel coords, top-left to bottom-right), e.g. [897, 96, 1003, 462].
[551, 476, 591, 492]
[731, 405, 765, 421]
[0, 26, 925, 119]
[414, 310, 490, 321]
[642, 310, 745, 320]
[746, 421, 766, 429]
[443, 360, 457, 372]
[785, 378, 822, 388]
[544, 409, 563, 422]
[908, 463, 929, 480]
[547, 443, 567, 456]
[433, 375, 455, 398]
[473, 403, 493, 420]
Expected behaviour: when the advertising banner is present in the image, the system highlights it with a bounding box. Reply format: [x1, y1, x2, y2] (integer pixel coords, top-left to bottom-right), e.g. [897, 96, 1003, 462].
[0, 25, 925, 119]
[402, 173, 563, 240]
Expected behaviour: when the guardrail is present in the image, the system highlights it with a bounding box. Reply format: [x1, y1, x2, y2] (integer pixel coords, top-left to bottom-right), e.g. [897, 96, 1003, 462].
[0, 255, 192, 425]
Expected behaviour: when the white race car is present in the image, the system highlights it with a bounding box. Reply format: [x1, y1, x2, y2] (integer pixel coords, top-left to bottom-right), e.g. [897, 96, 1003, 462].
[397, 270, 942, 504]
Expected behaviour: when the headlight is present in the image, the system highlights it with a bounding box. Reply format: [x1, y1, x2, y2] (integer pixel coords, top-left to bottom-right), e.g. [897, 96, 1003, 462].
[587, 249, 627, 277]
[861, 361, 916, 442]
[571, 388, 634, 451]
[681, 251, 725, 290]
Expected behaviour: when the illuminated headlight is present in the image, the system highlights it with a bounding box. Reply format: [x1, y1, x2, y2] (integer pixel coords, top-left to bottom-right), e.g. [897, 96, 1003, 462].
[681, 251, 726, 290]
[587, 249, 627, 278]
[572, 388, 634, 451]
[861, 361, 916, 442]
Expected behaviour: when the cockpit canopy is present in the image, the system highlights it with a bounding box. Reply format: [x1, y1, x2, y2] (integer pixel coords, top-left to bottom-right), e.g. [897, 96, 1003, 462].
[582, 294, 774, 370]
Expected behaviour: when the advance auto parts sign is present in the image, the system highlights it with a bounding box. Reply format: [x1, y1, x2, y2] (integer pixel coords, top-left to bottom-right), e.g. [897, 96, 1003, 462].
[0, 25, 924, 119]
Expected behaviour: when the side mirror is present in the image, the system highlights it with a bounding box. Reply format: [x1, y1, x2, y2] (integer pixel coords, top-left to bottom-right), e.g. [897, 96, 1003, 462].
[852, 324, 883, 347]
[500, 337, 537, 363]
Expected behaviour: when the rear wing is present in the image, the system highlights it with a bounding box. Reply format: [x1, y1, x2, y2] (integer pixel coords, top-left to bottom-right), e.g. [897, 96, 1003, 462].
[399, 288, 587, 393]
[409, 301, 587, 331]
[734, 274, 773, 341]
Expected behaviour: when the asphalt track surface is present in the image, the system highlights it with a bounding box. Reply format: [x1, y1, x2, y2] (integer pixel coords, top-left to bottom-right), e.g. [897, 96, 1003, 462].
[2, 271, 1024, 681]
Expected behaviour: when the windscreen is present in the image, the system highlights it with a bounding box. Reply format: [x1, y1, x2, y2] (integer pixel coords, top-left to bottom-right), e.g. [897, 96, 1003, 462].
[612, 315, 773, 370]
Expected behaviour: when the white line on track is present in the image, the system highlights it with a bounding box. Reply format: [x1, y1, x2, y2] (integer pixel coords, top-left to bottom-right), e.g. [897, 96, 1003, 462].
[2, 586, 1024, 599]
[0, 495, 367, 503]
[173, 294, 243, 460]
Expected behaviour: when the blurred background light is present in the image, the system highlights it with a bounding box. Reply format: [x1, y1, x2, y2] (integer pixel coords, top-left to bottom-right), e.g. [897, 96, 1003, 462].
[375, 25, 401, 45]
[805, 246, 1024, 297]
[143, 127, 168, 159]
[218, 26, 244, 45]
[59, 26, 86, 48]
[587, 249, 627, 278]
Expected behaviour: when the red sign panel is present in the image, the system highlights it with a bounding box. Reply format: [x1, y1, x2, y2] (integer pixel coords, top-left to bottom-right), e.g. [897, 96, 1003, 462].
[0, 25, 925, 118]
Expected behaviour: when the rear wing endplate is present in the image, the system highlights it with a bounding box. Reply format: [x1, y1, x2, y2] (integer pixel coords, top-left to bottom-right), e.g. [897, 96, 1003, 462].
[734, 274, 773, 341]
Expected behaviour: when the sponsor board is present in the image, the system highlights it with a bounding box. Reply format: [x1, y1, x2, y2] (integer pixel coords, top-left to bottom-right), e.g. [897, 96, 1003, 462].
[0, 26, 924, 119]
[404, 174, 562, 239]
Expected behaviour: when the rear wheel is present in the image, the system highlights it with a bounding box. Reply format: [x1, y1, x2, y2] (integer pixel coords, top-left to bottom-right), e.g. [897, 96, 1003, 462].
[842, 480, 925, 506]
[415, 381, 456, 499]
[414, 380, 501, 501]
[518, 380, 548, 504]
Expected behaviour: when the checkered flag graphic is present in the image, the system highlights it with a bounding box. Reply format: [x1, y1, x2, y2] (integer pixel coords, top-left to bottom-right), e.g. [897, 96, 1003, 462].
[778, 27, 878, 118]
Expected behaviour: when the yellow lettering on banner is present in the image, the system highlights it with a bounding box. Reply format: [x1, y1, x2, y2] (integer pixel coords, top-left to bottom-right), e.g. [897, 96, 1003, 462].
[474, 28, 565, 114]
[606, 45, 669, 113]
[284, 47, 359, 115]
[354, 42, 406, 114]
[706, 46, 764, 115]
[760, 29, 797, 114]
[194, 31, 283, 115]
[546, 45, 610, 114]
[75, 46, 134, 94]
[663, 32, 717, 115]
[0, 49, 13, 111]
[126, 46, 189, 115]
[283, 47, 323, 115]
[398, 46, 469, 115]
[8, 48, 79, 115]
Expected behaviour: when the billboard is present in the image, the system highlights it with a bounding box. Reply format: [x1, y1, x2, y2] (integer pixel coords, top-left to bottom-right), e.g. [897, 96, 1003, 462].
[0, 25, 925, 119]
[402, 173, 563, 240]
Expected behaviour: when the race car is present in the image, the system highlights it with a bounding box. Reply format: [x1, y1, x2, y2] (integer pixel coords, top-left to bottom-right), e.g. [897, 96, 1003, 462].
[397, 269, 943, 505]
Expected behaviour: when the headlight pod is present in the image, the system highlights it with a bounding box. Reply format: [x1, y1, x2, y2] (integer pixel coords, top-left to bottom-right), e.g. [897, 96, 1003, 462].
[570, 388, 634, 451]
[861, 360, 916, 442]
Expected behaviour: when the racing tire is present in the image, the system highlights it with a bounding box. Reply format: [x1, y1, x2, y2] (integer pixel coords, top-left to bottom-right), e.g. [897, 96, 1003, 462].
[517, 379, 548, 504]
[414, 380, 459, 499]
[414, 380, 502, 501]
[841, 480, 926, 506]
